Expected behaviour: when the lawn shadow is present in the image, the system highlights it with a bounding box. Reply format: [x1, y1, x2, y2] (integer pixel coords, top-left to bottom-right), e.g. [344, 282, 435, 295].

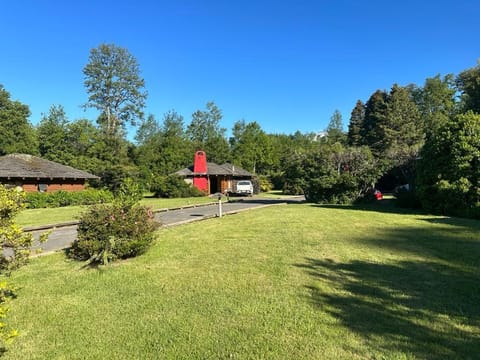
[295, 223, 480, 358]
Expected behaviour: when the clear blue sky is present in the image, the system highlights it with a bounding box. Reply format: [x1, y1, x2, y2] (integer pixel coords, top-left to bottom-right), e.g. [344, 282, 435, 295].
[2, 0, 479, 138]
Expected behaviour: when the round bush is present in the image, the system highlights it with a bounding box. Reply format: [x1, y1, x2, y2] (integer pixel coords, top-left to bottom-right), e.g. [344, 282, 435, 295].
[69, 204, 159, 263]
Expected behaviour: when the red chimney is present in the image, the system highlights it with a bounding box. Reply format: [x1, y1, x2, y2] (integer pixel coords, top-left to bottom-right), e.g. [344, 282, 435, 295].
[193, 151, 208, 193]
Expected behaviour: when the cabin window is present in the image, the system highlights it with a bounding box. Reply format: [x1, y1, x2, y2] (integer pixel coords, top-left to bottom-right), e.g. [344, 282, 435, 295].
[38, 184, 48, 192]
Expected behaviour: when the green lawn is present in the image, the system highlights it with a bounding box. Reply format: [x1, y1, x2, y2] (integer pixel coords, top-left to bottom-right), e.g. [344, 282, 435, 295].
[5, 203, 480, 359]
[16, 196, 217, 228]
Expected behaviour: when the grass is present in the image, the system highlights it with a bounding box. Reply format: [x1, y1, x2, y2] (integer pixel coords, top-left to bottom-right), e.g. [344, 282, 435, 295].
[16, 196, 216, 228]
[5, 203, 480, 359]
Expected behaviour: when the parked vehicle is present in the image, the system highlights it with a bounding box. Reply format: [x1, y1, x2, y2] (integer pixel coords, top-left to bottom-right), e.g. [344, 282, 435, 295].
[229, 180, 254, 196]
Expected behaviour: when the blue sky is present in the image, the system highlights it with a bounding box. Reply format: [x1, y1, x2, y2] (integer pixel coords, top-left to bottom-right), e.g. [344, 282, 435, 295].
[2, 0, 479, 138]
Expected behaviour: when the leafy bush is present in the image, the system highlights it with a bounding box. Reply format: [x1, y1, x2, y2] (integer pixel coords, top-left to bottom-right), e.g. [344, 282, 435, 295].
[69, 180, 158, 265]
[258, 175, 273, 192]
[25, 189, 113, 209]
[284, 144, 382, 204]
[151, 175, 205, 198]
[417, 112, 480, 219]
[69, 204, 158, 264]
[0, 185, 49, 351]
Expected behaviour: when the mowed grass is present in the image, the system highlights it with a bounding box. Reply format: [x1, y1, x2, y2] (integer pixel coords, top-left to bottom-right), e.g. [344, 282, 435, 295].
[5, 203, 480, 359]
[16, 196, 216, 228]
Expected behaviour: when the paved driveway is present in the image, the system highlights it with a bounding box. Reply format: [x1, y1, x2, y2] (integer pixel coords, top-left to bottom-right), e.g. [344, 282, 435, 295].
[28, 197, 304, 255]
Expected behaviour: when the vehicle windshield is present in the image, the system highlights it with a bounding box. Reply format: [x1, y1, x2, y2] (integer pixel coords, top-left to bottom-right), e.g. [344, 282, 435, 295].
[238, 181, 251, 185]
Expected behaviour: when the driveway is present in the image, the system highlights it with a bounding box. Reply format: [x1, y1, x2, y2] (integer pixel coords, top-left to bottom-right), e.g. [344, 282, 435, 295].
[27, 196, 304, 255]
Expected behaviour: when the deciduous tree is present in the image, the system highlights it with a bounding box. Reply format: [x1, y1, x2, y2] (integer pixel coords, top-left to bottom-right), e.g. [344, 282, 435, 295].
[0, 85, 37, 155]
[456, 62, 480, 114]
[186, 102, 230, 164]
[37, 105, 71, 163]
[230, 120, 272, 173]
[83, 43, 147, 137]
[417, 111, 480, 218]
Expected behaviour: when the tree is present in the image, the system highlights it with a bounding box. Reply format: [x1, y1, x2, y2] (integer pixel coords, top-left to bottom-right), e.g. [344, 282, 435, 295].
[37, 105, 71, 163]
[326, 110, 346, 144]
[382, 84, 424, 185]
[456, 62, 480, 114]
[230, 120, 272, 173]
[135, 111, 192, 180]
[416, 74, 456, 139]
[417, 111, 480, 218]
[0, 85, 37, 155]
[83, 43, 147, 137]
[283, 143, 380, 203]
[361, 89, 388, 152]
[347, 100, 365, 146]
[186, 102, 230, 164]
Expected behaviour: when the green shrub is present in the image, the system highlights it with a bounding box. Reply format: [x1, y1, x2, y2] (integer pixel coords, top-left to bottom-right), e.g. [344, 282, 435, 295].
[0, 185, 49, 351]
[25, 189, 113, 209]
[151, 175, 205, 198]
[258, 175, 273, 192]
[69, 204, 158, 264]
[69, 180, 158, 265]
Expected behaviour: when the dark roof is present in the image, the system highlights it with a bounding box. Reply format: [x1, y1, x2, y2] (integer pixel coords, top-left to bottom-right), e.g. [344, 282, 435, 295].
[0, 154, 99, 180]
[175, 162, 252, 177]
[220, 163, 252, 177]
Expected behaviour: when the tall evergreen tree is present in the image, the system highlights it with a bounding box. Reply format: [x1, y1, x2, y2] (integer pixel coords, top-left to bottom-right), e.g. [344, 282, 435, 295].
[382, 84, 424, 185]
[347, 100, 365, 146]
[361, 89, 388, 153]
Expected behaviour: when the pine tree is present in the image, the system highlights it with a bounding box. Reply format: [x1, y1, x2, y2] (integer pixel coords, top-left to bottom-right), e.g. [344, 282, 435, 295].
[347, 100, 365, 146]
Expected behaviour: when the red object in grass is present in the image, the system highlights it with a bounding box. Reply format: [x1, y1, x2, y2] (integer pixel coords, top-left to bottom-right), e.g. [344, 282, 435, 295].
[193, 151, 208, 193]
[375, 190, 383, 200]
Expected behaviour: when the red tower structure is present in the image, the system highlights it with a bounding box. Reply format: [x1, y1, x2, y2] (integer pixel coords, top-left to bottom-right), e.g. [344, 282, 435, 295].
[193, 150, 209, 193]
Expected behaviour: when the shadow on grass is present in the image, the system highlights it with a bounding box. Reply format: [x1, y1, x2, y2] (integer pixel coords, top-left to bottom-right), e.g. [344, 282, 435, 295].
[295, 224, 480, 358]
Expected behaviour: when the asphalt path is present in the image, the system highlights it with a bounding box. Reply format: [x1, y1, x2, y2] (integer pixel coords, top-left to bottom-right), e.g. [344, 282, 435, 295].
[27, 197, 304, 255]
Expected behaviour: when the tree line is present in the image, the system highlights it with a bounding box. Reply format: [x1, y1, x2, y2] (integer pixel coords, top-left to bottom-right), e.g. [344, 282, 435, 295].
[0, 43, 479, 218]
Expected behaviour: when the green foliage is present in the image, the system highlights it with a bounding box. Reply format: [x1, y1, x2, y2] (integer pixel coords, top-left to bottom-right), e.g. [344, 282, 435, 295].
[416, 74, 456, 139]
[361, 89, 388, 152]
[230, 120, 272, 173]
[113, 178, 143, 210]
[70, 204, 158, 264]
[97, 164, 140, 192]
[417, 111, 480, 218]
[151, 175, 205, 198]
[284, 144, 381, 204]
[325, 109, 346, 144]
[347, 100, 365, 146]
[258, 175, 273, 192]
[83, 43, 147, 137]
[0, 85, 38, 156]
[25, 189, 113, 209]
[135, 111, 193, 179]
[0, 185, 48, 351]
[186, 102, 230, 164]
[456, 62, 480, 113]
[37, 105, 72, 164]
[70, 180, 159, 265]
